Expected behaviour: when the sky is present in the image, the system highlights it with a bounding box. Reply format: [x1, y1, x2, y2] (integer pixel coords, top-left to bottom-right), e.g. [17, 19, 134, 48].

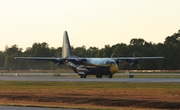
[0, 0, 180, 51]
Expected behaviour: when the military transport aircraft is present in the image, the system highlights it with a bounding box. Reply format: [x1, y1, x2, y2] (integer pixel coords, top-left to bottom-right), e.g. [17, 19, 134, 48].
[15, 31, 164, 78]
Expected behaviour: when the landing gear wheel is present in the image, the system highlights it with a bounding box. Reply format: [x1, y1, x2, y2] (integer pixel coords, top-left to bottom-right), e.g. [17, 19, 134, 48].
[108, 75, 113, 78]
[96, 75, 102, 78]
[129, 75, 134, 78]
[80, 74, 87, 78]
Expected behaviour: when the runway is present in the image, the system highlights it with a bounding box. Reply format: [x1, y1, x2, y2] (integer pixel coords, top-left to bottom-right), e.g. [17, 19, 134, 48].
[0, 75, 180, 82]
[0, 106, 78, 110]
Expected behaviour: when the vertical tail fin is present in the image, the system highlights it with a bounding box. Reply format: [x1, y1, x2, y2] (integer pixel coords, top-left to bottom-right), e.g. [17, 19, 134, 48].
[62, 31, 73, 58]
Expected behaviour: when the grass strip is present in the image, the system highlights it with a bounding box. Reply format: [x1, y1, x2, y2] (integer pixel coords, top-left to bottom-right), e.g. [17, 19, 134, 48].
[0, 81, 179, 90]
[0, 81, 180, 110]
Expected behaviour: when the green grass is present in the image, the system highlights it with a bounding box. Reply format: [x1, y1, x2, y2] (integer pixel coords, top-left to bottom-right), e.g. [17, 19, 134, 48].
[0, 81, 180, 90]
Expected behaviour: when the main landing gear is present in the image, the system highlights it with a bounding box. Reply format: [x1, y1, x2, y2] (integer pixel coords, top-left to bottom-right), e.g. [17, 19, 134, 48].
[96, 75, 102, 78]
[96, 75, 113, 78]
[79, 74, 113, 78]
[80, 74, 87, 78]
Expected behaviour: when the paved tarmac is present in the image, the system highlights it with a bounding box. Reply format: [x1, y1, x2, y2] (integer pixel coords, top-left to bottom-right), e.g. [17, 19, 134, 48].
[0, 106, 79, 110]
[0, 75, 180, 82]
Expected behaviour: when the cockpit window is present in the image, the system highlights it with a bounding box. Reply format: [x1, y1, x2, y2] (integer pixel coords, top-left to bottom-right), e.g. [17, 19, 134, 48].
[106, 61, 111, 64]
[106, 61, 115, 64]
[110, 61, 115, 64]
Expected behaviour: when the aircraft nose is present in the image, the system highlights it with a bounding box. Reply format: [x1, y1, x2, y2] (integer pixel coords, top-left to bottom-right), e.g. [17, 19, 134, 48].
[110, 64, 118, 74]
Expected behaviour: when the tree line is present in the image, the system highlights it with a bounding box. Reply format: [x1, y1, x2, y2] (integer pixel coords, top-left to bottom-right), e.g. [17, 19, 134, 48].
[1, 30, 180, 70]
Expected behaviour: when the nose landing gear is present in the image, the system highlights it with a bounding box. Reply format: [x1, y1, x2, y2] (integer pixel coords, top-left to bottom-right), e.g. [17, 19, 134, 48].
[108, 75, 113, 78]
[96, 75, 102, 78]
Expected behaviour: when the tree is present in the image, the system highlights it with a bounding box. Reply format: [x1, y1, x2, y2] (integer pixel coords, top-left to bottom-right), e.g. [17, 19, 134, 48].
[87, 47, 99, 57]
[130, 38, 145, 46]
[0, 51, 5, 69]
[73, 45, 87, 57]
[103, 45, 112, 57]
[111, 43, 129, 57]
[22, 42, 53, 70]
[4, 45, 23, 70]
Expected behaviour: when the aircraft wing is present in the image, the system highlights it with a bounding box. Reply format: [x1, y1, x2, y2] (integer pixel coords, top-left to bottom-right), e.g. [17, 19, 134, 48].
[14, 57, 87, 65]
[112, 57, 164, 63]
[113, 57, 164, 60]
[15, 57, 64, 65]
[15, 57, 58, 60]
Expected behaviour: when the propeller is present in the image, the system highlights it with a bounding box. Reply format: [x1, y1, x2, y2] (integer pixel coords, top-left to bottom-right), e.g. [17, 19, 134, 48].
[132, 52, 142, 57]
[111, 53, 126, 69]
[129, 60, 141, 69]
[118, 60, 126, 69]
[129, 52, 142, 69]
[111, 52, 142, 69]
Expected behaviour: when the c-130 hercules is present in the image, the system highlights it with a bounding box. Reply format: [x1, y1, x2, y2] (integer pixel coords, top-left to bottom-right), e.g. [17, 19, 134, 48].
[15, 31, 164, 78]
